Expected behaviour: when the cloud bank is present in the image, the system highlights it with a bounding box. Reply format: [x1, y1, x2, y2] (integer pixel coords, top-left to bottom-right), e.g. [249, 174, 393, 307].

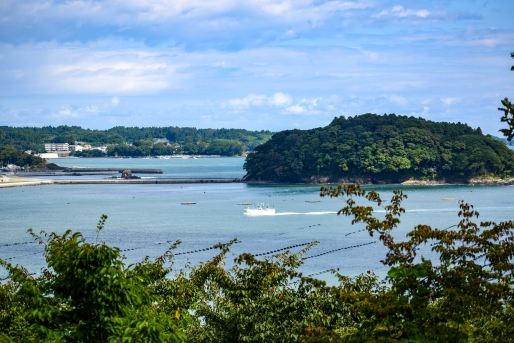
[0, 0, 513, 134]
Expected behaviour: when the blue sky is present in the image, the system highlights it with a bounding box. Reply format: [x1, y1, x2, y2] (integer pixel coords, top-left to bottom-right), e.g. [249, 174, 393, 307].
[0, 0, 513, 134]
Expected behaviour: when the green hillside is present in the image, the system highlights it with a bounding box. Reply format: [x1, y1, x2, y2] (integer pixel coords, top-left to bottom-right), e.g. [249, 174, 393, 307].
[0, 126, 273, 156]
[243, 113, 514, 182]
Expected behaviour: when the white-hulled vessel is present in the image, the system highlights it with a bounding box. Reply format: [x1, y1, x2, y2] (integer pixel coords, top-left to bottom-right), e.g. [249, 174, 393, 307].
[244, 203, 275, 216]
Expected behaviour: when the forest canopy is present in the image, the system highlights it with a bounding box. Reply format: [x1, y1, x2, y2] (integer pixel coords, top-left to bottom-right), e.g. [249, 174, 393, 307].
[243, 113, 514, 182]
[0, 145, 46, 168]
[0, 126, 273, 156]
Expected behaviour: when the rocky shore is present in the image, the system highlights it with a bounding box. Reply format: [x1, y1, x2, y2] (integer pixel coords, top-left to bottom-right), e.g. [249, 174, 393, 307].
[467, 177, 514, 186]
[246, 175, 514, 186]
[0, 178, 242, 188]
[400, 179, 453, 185]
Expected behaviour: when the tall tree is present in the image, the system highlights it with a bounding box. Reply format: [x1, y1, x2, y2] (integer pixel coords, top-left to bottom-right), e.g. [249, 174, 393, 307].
[499, 52, 514, 141]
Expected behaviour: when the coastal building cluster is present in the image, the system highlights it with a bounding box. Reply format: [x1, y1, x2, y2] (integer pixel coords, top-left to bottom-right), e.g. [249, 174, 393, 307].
[40, 143, 107, 158]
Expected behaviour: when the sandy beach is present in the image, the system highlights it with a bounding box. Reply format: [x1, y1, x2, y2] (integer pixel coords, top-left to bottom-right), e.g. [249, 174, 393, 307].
[0, 175, 54, 188]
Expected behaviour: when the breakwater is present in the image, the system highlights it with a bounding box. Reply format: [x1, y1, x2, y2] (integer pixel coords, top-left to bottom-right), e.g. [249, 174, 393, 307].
[63, 168, 163, 174]
[0, 178, 242, 188]
[53, 179, 241, 185]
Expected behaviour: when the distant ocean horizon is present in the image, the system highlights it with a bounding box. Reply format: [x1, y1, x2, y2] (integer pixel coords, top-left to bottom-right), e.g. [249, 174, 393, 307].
[2, 157, 514, 285]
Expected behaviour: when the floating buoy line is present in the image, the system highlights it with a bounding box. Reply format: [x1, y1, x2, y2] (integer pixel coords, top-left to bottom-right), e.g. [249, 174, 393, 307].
[305, 268, 338, 278]
[173, 241, 241, 256]
[3, 250, 43, 261]
[0, 240, 36, 248]
[302, 241, 377, 260]
[253, 242, 316, 257]
[291, 268, 339, 284]
[119, 240, 241, 255]
[345, 229, 367, 236]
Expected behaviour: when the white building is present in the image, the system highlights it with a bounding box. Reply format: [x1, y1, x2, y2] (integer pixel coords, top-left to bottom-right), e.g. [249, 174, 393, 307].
[39, 153, 59, 159]
[94, 146, 107, 153]
[44, 143, 69, 152]
[69, 145, 84, 152]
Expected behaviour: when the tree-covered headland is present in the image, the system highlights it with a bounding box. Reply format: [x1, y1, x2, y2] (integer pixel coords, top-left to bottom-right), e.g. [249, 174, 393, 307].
[244, 113, 514, 183]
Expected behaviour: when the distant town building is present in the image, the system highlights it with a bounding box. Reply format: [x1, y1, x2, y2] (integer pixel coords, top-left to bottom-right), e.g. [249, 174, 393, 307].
[44, 143, 69, 152]
[153, 138, 170, 144]
[69, 145, 84, 152]
[94, 146, 107, 153]
[39, 153, 59, 159]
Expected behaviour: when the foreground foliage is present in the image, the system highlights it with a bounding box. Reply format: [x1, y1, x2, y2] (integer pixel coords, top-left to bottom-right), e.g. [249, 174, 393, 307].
[320, 184, 514, 342]
[0, 215, 185, 342]
[1, 186, 514, 342]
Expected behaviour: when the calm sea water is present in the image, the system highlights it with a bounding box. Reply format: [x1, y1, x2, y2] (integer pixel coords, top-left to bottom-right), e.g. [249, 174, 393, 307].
[38, 157, 247, 179]
[2, 157, 514, 284]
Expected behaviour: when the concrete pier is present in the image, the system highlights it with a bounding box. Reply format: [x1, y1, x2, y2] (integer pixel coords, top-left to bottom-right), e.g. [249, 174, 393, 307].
[0, 178, 242, 188]
[53, 179, 241, 185]
[63, 168, 163, 174]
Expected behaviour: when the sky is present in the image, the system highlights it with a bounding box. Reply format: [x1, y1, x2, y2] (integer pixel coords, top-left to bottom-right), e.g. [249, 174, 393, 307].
[0, 0, 513, 134]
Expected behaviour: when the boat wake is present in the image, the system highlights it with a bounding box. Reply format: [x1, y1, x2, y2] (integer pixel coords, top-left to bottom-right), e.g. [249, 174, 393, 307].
[246, 211, 337, 217]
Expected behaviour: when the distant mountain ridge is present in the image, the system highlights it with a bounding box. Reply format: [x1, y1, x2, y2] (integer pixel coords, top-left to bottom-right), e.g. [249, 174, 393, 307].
[243, 113, 514, 183]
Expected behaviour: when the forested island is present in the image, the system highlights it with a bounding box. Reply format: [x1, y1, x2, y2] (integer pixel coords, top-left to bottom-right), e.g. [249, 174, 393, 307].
[243, 113, 514, 183]
[0, 126, 273, 157]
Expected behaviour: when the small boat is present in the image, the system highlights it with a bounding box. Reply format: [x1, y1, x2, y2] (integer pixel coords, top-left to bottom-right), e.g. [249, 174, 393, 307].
[244, 203, 275, 216]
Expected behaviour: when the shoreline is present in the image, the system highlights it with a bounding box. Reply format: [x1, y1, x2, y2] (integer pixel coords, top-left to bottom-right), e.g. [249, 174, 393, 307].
[0, 178, 243, 188]
[245, 177, 514, 186]
[0, 179, 508, 189]
[2, 177, 513, 188]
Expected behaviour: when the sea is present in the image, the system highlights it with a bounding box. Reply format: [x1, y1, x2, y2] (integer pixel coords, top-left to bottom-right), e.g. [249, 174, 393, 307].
[1, 157, 514, 284]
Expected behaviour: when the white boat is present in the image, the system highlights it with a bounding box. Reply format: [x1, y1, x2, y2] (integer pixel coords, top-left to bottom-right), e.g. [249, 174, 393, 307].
[244, 203, 275, 216]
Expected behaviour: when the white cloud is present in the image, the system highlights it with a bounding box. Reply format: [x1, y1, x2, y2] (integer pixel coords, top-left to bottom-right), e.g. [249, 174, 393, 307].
[1, 0, 371, 29]
[228, 92, 292, 108]
[51, 104, 102, 119]
[284, 97, 321, 115]
[440, 97, 461, 105]
[385, 94, 408, 106]
[373, 5, 430, 19]
[229, 94, 267, 107]
[268, 92, 292, 106]
[0, 43, 187, 95]
[284, 104, 307, 114]
[111, 96, 120, 106]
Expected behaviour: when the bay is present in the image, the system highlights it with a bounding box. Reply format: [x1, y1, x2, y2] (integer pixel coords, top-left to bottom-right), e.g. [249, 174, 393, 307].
[39, 156, 247, 179]
[1, 157, 514, 284]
